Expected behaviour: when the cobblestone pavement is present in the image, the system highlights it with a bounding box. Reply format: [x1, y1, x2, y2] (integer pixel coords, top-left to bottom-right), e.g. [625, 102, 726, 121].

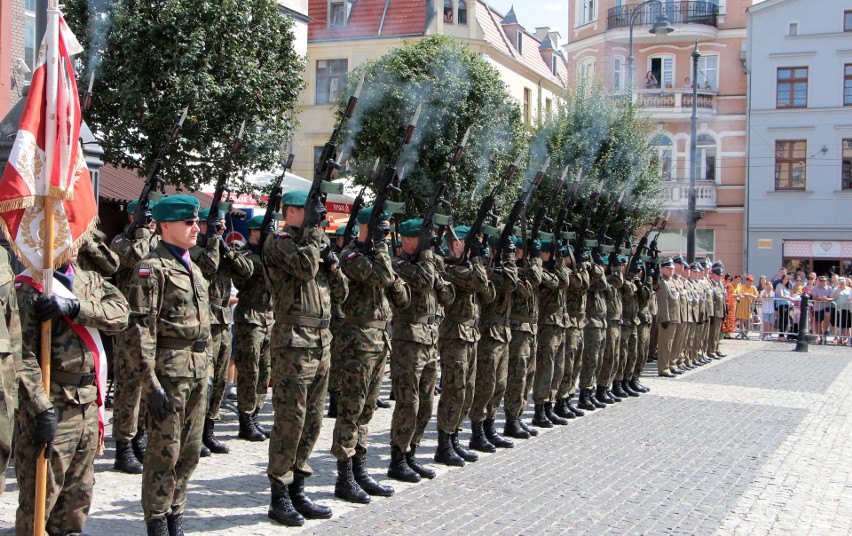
[1, 338, 850, 535]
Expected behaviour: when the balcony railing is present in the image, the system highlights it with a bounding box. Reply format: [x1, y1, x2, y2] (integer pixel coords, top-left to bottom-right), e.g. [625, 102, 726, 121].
[607, 1, 719, 31]
[635, 88, 716, 111]
[660, 179, 717, 209]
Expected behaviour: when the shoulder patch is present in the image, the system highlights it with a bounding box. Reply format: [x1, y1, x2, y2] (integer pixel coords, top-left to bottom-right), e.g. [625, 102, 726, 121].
[277, 231, 290, 239]
[347, 252, 359, 260]
[396, 259, 407, 267]
[14, 281, 21, 289]
[138, 266, 152, 277]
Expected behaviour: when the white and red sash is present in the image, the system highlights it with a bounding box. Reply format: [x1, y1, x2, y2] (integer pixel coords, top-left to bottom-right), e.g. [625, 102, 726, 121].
[15, 271, 107, 449]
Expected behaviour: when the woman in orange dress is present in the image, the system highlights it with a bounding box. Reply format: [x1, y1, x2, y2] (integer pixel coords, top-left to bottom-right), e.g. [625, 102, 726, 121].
[722, 273, 737, 337]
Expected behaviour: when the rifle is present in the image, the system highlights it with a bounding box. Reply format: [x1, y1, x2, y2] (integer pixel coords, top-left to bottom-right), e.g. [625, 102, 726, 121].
[494, 156, 549, 262]
[260, 152, 295, 248]
[627, 210, 663, 275]
[434, 184, 461, 255]
[363, 105, 422, 253]
[548, 165, 576, 261]
[525, 165, 571, 256]
[202, 121, 245, 243]
[611, 203, 641, 272]
[647, 209, 670, 258]
[593, 190, 625, 261]
[341, 158, 379, 248]
[575, 180, 603, 256]
[127, 107, 188, 238]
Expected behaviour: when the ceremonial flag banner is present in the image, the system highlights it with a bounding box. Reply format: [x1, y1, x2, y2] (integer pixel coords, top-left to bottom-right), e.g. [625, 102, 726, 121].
[0, 8, 97, 276]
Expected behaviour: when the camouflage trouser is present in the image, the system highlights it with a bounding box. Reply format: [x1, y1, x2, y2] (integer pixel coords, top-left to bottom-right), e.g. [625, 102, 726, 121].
[142, 375, 208, 521]
[331, 348, 386, 461]
[16, 401, 97, 535]
[598, 322, 622, 387]
[206, 323, 231, 420]
[532, 324, 564, 404]
[619, 323, 638, 381]
[634, 322, 652, 380]
[579, 324, 605, 389]
[328, 321, 343, 396]
[505, 330, 535, 419]
[436, 337, 477, 434]
[233, 322, 271, 414]
[112, 331, 146, 442]
[522, 341, 537, 412]
[0, 352, 14, 494]
[267, 345, 329, 487]
[649, 320, 659, 357]
[470, 334, 510, 422]
[557, 327, 583, 399]
[390, 339, 438, 451]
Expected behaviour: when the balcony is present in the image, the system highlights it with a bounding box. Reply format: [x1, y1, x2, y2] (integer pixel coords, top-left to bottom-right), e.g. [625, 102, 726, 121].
[607, 2, 718, 30]
[635, 88, 716, 114]
[661, 179, 717, 209]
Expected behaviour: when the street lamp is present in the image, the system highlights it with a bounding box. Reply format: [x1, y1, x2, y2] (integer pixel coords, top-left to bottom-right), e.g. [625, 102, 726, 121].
[627, 0, 675, 102]
[687, 40, 700, 263]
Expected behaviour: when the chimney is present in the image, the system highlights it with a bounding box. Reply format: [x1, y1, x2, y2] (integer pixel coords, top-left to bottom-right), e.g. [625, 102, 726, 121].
[534, 27, 550, 41]
[548, 31, 560, 50]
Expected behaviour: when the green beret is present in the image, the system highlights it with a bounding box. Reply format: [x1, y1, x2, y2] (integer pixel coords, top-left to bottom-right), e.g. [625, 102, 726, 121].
[151, 194, 199, 223]
[335, 225, 357, 236]
[282, 190, 308, 207]
[356, 206, 391, 224]
[619, 256, 628, 264]
[451, 226, 470, 240]
[513, 236, 524, 248]
[127, 199, 157, 214]
[541, 240, 552, 252]
[245, 215, 265, 231]
[199, 207, 226, 221]
[398, 218, 423, 238]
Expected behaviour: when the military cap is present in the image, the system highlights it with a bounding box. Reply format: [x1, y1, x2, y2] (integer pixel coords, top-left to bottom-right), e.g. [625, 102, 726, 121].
[356, 206, 391, 224]
[198, 207, 226, 221]
[636, 259, 644, 269]
[245, 215, 265, 231]
[660, 257, 675, 268]
[619, 256, 628, 264]
[282, 190, 308, 207]
[514, 236, 524, 248]
[398, 218, 423, 237]
[691, 262, 702, 271]
[127, 198, 157, 214]
[712, 260, 725, 269]
[712, 267, 724, 276]
[335, 225, 357, 236]
[673, 256, 688, 266]
[451, 226, 470, 240]
[151, 194, 199, 223]
[541, 240, 552, 252]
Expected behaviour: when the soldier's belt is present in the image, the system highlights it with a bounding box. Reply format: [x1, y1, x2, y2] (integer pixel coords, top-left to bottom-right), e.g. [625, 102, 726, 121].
[341, 316, 390, 330]
[276, 315, 332, 329]
[509, 314, 537, 324]
[51, 370, 96, 387]
[395, 314, 438, 325]
[158, 337, 209, 352]
[445, 315, 477, 327]
[481, 314, 510, 327]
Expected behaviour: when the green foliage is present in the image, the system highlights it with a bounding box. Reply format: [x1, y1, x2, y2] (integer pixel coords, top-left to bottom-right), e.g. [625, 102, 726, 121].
[335, 35, 527, 223]
[64, 0, 304, 192]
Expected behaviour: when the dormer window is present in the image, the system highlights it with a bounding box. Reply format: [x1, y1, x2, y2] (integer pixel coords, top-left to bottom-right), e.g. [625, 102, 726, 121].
[458, 0, 467, 25]
[551, 55, 558, 76]
[444, 0, 453, 23]
[516, 30, 523, 54]
[329, 0, 348, 27]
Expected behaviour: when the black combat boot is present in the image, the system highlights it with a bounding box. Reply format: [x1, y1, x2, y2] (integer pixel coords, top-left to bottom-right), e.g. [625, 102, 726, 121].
[566, 394, 585, 417]
[252, 408, 270, 438]
[611, 381, 629, 399]
[406, 446, 436, 479]
[503, 411, 530, 439]
[605, 388, 622, 403]
[327, 391, 339, 418]
[202, 418, 230, 454]
[238, 411, 265, 442]
[468, 420, 497, 453]
[483, 418, 514, 448]
[269, 481, 306, 526]
[166, 513, 184, 536]
[621, 380, 640, 397]
[629, 380, 650, 393]
[594, 385, 613, 405]
[434, 431, 465, 467]
[375, 397, 391, 408]
[131, 426, 147, 462]
[334, 459, 371, 504]
[146, 518, 169, 536]
[519, 419, 539, 436]
[199, 444, 211, 457]
[114, 440, 143, 474]
[578, 388, 597, 411]
[387, 446, 421, 483]
[553, 398, 576, 420]
[451, 431, 479, 462]
[544, 401, 569, 425]
[352, 456, 395, 497]
[288, 475, 332, 519]
[531, 404, 554, 428]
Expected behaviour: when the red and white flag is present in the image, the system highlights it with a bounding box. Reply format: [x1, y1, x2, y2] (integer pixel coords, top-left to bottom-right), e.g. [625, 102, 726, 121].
[0, 8, 97, 276]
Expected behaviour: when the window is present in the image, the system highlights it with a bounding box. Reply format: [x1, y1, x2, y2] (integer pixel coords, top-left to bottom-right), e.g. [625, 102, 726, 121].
[23, 0, 37, 81]
[775, 140, 806, 190]
[845, 10, 852, 31]
[552, 55, 559, 76]
[315, 59, 348, 105]
[788, 22, 798, 36]
[843, 139, 852, 189]
[516, 30, 523, 55]
[651, 134, 674, 181]
[657, 229, 715, 258]
[577, 58, 595, 85]
[458, 0, 467, 24]
[697, 134, 717, 181]
[578, 0, 596, 25]
[776, 67, 808, 108]
[845, 64, 852, 106]
[523, 87, 532, 125]
[444, 0, 453, 23]
[545, 98, 553, 118]
[650, 56, 674, 88]
[613, 56, 624, 91]
[697, 55, 718, 91]
[329, 1, 348, 27]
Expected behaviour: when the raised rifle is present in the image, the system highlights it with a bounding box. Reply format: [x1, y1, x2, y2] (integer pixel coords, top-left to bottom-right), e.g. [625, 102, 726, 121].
[612, 203, 642, 273]
[593, 190, 625, 260]
[647, 209, 670, 258]
[575, 180, 603, 255]
[628, 210, 663, 274]
[127, 107, 188, 238]
[548, 165, 577, 261]
[260, 152, 295, 248]
[340, 158, 378, 248]
[494, 156, 549, 262]
[202, 121, 245, 244]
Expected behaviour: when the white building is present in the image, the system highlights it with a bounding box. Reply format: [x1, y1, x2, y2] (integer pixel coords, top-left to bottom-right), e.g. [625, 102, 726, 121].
[745, 0, 852, 278]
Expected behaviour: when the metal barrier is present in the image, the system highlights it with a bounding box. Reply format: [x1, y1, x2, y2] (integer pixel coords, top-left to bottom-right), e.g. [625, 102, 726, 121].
[748, 295, 852, 344]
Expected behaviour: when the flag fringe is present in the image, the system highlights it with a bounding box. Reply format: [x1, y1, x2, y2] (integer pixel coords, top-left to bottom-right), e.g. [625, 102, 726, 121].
[0, 197, 36, 213]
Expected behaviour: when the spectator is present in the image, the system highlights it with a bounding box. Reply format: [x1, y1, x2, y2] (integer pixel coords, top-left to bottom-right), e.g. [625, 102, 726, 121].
[760, 281, 776, 340]
[833, 278, 851, 345]
[775, 274, 794, 339]
[804, 272, 817, 289]
[811, 276, 835, 344]
[645, 71, 659, 89]
[722, 274, 737, 338]
[772, 267, 788, 291]
[703, 80, 713, 91]
[683, 77, 693, 89]
[735, 275, 758, 338]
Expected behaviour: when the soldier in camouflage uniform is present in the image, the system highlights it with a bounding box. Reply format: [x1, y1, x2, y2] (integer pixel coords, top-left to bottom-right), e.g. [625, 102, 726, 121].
[434, 226, 494, 467]
[0, 248, 20, 495]
[531, 241, 571, 427]
[15, 249, 129, 535]
[468, 233, 518, 452]
[332, 206, 409, 503]
[554, 252, 590, 420]
[577, 250, 609, 411]
[262, 191, 347, 526]
[76, 229, 119, 277]
[327, 225, 354, 419]
[630, 262, 654, 393]
[387, 218, 454, 483]
[708, 264, 727, 358]
[125, 195, 211, 535]
[193, 207, 253, 454]
[110, 199, 161, 474]
[616, 261, 641, 398]
[596, 253, 624, 404]
[504, 237, 542, 439]
[232, 215, 274, 442]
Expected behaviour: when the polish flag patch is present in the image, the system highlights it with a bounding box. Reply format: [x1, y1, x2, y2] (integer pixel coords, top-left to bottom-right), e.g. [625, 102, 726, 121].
[138, 267, 151, 277]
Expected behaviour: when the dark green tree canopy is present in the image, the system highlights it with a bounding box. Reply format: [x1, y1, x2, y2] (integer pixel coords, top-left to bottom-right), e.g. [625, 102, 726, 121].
[65, 0, 304, 192]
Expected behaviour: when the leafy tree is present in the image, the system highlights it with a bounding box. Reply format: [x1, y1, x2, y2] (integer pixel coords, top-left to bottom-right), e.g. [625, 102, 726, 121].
[336, 35, 527, 224]
[64, 0, 304, 192]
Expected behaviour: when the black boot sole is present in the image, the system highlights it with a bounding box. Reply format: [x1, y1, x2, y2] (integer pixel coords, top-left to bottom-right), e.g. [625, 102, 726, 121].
[387, 468, 422, 483]
[268, 509, 306, 526]
[434, 454, 465, 467]
[334, 488, 372, 504]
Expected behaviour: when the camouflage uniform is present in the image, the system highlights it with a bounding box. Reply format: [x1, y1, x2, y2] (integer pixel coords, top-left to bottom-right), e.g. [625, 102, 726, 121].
[578, 263, 608, 390]
[557, 260, 590, 400]
[708, 276, 726, 356]
[618, 274, 640, 383]
[0, 249, 20, 495]
[75, 229, 119, 277]
[263, 226, 347, 487]
[633, 273, 655, 381]
[16, 266, 128, 534]
[598, 268, 624, 387]
[232, 243, 273, 416]
[332, 239, 409, 461]
[532, 261, 570, 405]
[505, 257, 543, 419]
[390, 249, 454, 451]
[125, 242, 211, 522]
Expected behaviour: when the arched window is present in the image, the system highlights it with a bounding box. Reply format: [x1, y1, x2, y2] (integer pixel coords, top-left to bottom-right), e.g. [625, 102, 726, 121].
[458, 0, 467, 24]
[697, 134, 717, 181]
[651, 134, 674, 180]
[577, 58, 596, 86]
[444, 0, 453, 23]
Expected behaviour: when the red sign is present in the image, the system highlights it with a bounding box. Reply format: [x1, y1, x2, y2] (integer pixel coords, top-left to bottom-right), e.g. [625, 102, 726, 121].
[327, 201, 352, 214]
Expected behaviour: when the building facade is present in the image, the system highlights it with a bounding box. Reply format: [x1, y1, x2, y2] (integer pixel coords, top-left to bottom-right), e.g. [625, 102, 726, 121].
[564, 0, 751, 275]
[0, 0, 35, 117]
[745, 0, 852, 279]
[292, 0, 568, 179]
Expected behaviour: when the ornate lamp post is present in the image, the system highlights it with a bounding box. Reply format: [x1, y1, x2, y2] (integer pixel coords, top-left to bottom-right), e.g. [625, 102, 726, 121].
[687, 40, 700, 263]
[627, 0, 675, 102]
